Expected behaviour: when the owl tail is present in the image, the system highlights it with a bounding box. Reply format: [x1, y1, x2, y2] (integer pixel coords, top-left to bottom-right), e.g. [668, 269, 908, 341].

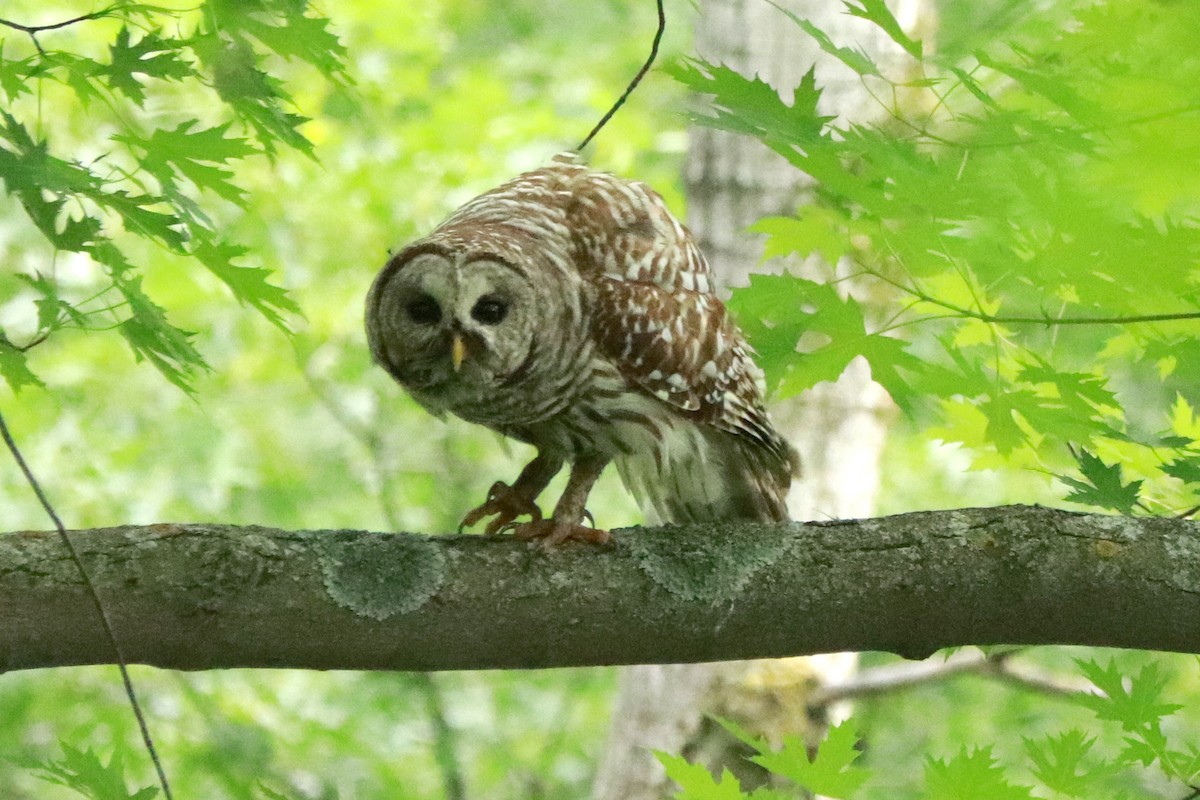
[615, 424, 798, 524]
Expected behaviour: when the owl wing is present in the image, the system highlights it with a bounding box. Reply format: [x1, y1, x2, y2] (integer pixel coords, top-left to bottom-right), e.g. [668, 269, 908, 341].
[560, 169, 784, 455]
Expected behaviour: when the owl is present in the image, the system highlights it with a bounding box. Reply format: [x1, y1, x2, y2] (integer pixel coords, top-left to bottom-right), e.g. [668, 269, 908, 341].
[366, 156, 798, 546]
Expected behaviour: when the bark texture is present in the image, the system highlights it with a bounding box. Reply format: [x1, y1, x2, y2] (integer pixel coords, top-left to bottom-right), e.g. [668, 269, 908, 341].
[3, 506, 1198, 673]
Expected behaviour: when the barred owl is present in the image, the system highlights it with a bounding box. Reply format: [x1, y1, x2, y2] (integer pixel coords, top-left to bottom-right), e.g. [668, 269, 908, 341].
[366, 156, 797, 546]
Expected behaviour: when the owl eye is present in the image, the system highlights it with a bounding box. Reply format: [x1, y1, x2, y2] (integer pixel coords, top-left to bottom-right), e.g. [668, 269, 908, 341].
[406, 294, 442, 325]
[471, 295, 509, 325]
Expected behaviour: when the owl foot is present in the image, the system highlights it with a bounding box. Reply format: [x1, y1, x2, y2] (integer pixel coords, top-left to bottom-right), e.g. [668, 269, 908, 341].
[511, 518, 610, 548]
[459, 481, 543, 535]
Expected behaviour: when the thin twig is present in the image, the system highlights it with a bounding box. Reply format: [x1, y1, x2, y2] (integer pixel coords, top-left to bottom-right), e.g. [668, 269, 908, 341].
[863, 262, 1200, 327]
[0, 6, 119, 56]
[575, 0, 666, 152]
[0, 409, 173, 800]
[0, 7, 117, 35]
[947, 307, 1200, 327]
[9, 329, 53, 352]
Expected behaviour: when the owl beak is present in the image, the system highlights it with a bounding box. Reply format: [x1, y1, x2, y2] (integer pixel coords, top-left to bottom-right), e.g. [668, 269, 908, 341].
[450, 334, 467, 372]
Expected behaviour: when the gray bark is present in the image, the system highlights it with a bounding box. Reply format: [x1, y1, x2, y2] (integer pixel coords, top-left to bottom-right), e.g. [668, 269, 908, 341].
[3, 506, 1198, 673]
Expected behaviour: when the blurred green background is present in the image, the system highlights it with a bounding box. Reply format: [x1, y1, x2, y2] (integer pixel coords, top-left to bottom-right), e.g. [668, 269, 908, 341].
[1, 1, 1198, 798]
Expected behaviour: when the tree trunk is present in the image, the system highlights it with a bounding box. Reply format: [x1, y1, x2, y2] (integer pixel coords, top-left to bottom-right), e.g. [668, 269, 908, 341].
[592, 1, 934, 796]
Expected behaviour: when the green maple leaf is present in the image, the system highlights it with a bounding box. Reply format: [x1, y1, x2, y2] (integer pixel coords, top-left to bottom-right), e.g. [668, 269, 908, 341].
[193, 239, 301, 331]
[1059, 449, 1142, 514]
[6, 189, 67, 247]
[917, 337, 993, 400]
[727, 273, 813, 394]
[105, 27, 192, 105]
[0, 145, 104, 252]
[115, 276, 208, 393]
[729, 274, 921, 410]
[95, 189, 187, 251]
[765, 3, 880, 77]
[0, 41, 33, 101]
[749, 210, 854, 266]
[984, 386, 1115, 453]
[657, 753, 746, 800]
[56, 213, 105, 252]
[0, 334, 44, 392]
[667, 58, 832, 151]
[749, 721, 868, 799]
[192, 33, 314, 156]
[1165, 744, 1200, 783]
[975, 50, 1101, 125]
[115, 122, 258, 201]
[1147, 337, 1200, 410]
[1162, 457, 1200, 485]
[1017, 359, 1118, 416]
[857, 332, 923, 413]
[1075, 659, 1182, 732]
[16, 273, 68, 330]
[924, 746, 1035, 800]
[239, 10, 349, 79]
[0, 112, 189, 254]
[32, 742, 158, 800]
[0, 112, 94, 197]
[845, 0, 923, 59]
[1023, 730, 1118, 798]
[35, 51, 108, 107]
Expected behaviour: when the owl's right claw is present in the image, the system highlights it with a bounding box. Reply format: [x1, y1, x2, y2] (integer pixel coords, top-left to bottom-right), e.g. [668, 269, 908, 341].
[458, 481, 543, 535]
[511, 518, 610, 548]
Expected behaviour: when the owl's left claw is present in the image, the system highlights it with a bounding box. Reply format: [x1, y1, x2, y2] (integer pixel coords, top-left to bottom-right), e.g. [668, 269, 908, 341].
[458, 481, 543, 535]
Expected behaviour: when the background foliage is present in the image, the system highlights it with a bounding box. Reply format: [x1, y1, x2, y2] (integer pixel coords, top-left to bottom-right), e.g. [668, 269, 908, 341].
[676, 0, 1200, 518]
[1, 0, 1199, 798]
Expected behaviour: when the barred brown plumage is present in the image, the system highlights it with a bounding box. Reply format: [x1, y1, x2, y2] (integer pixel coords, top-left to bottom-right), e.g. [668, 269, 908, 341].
[365, 155, 798, 546]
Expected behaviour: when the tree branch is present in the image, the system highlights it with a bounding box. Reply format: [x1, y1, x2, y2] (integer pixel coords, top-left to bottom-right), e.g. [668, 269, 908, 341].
[2, 505, 1198, 673]
[807, 648, 1097, 709]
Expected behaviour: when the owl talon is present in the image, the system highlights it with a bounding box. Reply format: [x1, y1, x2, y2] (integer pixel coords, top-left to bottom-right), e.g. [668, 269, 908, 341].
[459, 481, 543, 535]
[512, 519, 610, 548]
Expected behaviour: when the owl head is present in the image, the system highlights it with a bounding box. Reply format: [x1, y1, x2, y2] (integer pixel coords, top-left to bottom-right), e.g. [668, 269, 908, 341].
[365, 242, 547, 412]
